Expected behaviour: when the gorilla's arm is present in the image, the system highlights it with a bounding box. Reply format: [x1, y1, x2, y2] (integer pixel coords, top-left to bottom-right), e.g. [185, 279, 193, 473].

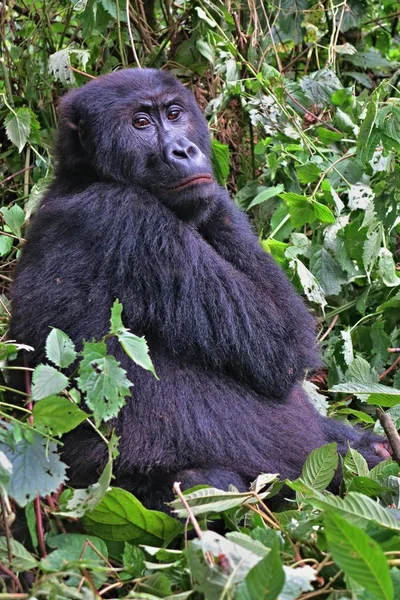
[197, 190, 319, 374]
[108, 188, 315, 399]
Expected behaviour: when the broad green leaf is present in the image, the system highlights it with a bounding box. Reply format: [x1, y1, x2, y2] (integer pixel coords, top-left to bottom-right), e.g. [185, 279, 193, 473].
[77, 341, 132, 423]
[33, 396, 88, 435]
[45, 328, 77, 368]
[0, 536, 38, 571]
[1, 205, 25, 238]
[196, 38, 215, 64]
[237, 535, 285, 600]
[0, 235, 13, 256]
[299, 443, 338, 492]
[347, 356, 377, 384]
[31, 364, 69, 401]
[310, 491, 400, 531]
[118, 331, 158, 379]
[211, 139, 230, 186]
[348, 476, 387, 497]
[324, 511, 393, 600]
[280, 193, 314, 227]
[4, 108, 31, 152]
[343, 447, 369, 481]
[357, 89, 380, 165]
[83, 487, 182, 542]
[247, 185, 284, 209]
[300, 69, 342, 106]
[194, 6, 216, 27]
[296, 163, 321, 184]
[310, 248, 346, 296]
[0, 433, 67, 506]
[311, 200, 335, 223]
[316, 127, 344, 143]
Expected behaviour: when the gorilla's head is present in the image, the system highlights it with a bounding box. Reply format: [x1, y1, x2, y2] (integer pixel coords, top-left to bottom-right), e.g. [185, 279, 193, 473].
[56, 69, 216, 209]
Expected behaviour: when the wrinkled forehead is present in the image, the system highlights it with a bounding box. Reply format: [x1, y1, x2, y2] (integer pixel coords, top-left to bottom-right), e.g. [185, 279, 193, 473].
[76, 69, 192, 112]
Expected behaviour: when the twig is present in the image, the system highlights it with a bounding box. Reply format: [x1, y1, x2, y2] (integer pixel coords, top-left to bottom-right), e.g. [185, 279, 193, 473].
[0, 166, 35, 186]
[0, 495, 16, 593]
[0, 561, 24, 594]
[68, 66, 96, 79]
[379, 355, 400, 381]
[319, 315, 339, 342]
[388, 348, 400, 353]
[126, 0, 141, 67]
[172, 482, 203, 539]
[376, 408, 400, 465]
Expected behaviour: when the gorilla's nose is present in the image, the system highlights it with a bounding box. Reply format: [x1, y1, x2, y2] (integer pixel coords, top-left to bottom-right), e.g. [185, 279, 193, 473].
[164, 138, 203, 169]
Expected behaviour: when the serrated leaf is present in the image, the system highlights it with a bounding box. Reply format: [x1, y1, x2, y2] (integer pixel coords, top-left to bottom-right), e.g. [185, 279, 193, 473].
[293, 258, 327, 308]
[324, 511, 393, 600]
[83, 487, 182, 541]
[4, 108, 31, 152]
[237, 534, 285, 600]
[280, 193, 314, 227]
[1, 205, 25, 238]
[0, 536, 38, 571]
[118, 331, 158, 379]
[77, 341, 132, 423]
[33, 396, 88, 435]
[310, 248, 346, 296]
[31, 364, 69, 401]
[378, 248, 400, 287]
[311, 200, 336, 223]
[0, 433, 67, 506]
[248, 185, 284, 209]
[300, 69, 342, 106]
[110, 298, 123, 334]
[45, 328, 77, 368]
[296, 163, 321, 184]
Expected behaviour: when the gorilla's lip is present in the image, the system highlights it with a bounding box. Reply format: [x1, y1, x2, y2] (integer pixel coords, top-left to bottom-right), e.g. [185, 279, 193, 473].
[168, 174, 214, 191]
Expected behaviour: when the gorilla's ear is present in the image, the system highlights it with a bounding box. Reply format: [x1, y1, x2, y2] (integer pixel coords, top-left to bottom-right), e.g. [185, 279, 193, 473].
[55, 93, 93, 174]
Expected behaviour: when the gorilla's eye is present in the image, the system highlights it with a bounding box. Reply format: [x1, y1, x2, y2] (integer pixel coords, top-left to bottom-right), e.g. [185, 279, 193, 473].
[133, 115, 151, 129]
[167, 107, 181, 121]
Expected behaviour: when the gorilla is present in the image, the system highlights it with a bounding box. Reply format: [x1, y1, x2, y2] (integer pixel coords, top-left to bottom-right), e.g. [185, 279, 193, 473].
[9, 69, 386, 510]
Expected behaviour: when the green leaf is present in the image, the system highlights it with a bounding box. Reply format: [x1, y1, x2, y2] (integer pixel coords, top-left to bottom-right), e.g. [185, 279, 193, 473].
[169, 484, 277, 518]
[309, 491, 400, 531]
[316, 127, 344, 144]
[311, 200, 336, 224]
[110, 298, 123, 334]
[33, 396, 88, 435]
[4, 108, 31, 153]
[31, 364, 69, 401]
[296, 163, 321, 184]
[0, 433, 67, 506]
[0, 536, 38, 571]
[211, 139, 230, 186]
[0, 235, 13, 256]
[196, 38, 215, 64]
[310, 248, 346, 296]
[83, 487, 182, 542]
[237, 534, 285, 600]
[300, 69, 342, 106]
[280, 193, 314, 227]
[77, 341, 132, 423]
[378, 248, 400, 287]
[117, 331, 158, 379]
[0, 205, 25, 238]
[45, 328, 77, 368]
[299, 443, 338, 492]
[324, 511, 393, 600]
[247, 185, 284, 209]
[357, 91, 380, 166]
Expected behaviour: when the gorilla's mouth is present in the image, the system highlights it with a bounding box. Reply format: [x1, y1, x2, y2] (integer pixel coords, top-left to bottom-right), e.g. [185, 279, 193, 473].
[169, 174, 214, 191]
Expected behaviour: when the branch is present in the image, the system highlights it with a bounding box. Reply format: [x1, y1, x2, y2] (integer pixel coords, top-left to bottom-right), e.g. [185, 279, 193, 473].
[376, 408, 400, 465]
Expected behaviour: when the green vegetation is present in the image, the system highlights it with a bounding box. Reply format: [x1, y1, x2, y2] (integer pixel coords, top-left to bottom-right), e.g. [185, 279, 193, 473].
[1, 0, 400, 597]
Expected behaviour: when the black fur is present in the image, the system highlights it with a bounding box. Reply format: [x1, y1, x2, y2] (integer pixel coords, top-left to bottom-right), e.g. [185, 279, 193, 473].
[9, 69, 383, 510]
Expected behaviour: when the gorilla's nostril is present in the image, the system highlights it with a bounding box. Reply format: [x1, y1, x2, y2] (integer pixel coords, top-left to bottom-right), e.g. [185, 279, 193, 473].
[172, 148, 187, 159]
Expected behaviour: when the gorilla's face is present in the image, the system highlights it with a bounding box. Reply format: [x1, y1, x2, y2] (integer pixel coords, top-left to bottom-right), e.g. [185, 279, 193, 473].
[58, 69, 217, 213]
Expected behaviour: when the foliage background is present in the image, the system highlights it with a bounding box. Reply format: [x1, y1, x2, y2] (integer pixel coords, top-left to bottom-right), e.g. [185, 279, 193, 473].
[1, 0, 400, 598]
